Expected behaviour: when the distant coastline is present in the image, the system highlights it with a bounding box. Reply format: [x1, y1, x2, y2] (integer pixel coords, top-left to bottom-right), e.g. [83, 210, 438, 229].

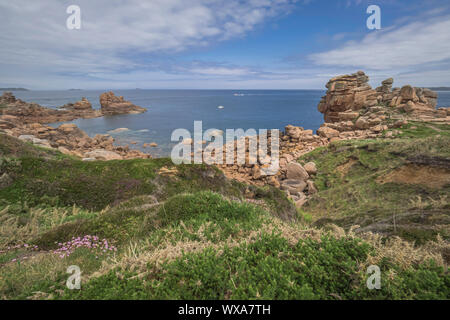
[0, 88, 29, 91]
[428, 87, 450, 91]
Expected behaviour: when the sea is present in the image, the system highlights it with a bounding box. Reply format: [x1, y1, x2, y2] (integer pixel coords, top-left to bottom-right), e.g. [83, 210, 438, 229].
[10, 89, 450, 157]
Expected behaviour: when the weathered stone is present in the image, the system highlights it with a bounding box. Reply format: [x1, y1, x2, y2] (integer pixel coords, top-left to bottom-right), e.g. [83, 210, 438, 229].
[251, 165, 262, 180]
[100, 92, 147, 115]
[281, 179, 307, 193]
[295, 193, 308, 208]
[58, 146, 72, 155]
[404, 101, 416, 113]
[286, 162, 309, 181]
[18, 135, 35, 142]
[400, 85, 418, 102]
[84, 149, 123, 161]
[355, 118, 369, 130]
[317, 127, 339, 139]
[306, 180, 318, 195]
[303, 162, 317, 175]
[108, 128, 129, 134]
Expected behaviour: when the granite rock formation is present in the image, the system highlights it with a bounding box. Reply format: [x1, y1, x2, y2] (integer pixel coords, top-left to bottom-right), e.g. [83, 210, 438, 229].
[0, 92, 150, 160]
[100, 92, 147, 115]
[317, 71, 447, 123]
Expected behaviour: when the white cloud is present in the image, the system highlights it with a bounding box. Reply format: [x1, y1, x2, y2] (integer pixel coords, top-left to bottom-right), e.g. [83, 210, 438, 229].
[0, 0, 297, 77]
[189, 67, 252, 76]
[309, 14, 450, 70]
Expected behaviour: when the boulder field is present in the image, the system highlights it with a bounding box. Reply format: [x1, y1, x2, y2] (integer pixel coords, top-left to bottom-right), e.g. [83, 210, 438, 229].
[214, 72, 450, 207]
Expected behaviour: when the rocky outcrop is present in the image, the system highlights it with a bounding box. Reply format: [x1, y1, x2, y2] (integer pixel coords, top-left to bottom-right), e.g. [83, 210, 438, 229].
[100, 92, 147, 115]
[215, 72, 449, 208]
[317, 71, 377, 123]
[59, 97, 101, 117]
[5, 122, 150, 160]
[0, 91, 147, 124]
[317, 71, 448, 123]
[0, 93, 101, 123]
[0, 92, 151, 160]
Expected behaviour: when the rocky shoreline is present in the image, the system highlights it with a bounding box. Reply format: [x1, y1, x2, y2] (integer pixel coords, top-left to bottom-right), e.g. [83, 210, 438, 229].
[216, 71, 450, 208]
[1, 71, 449, 202]
[0, 91, 150, 160]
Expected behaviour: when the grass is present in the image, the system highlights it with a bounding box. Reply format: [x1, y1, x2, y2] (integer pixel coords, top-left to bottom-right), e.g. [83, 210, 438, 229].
[0, 131, 448, 300]
[0, 134, 64, 159]
[299, 134, 450, 244]
[59, 232, 449, 300]
[395, 121, 450, 139]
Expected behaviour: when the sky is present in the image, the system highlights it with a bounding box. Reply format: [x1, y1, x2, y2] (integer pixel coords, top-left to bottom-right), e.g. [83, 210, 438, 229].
[0, 0, 450, 90]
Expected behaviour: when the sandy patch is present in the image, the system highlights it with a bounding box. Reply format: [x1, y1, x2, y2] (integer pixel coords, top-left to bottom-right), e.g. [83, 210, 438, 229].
[377, 164, 450, 189]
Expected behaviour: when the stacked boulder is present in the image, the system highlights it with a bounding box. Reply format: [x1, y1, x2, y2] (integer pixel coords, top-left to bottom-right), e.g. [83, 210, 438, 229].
[317, 71, 378, 123]
[281, 161, 318, 208]
[318, 71, 449, 122]
[279, 125, 328, 171]
[391, 86, 445, 119]
[100, 92, 147, 115]
[60, 97, 101, 118]
[316, 71, 449, 141]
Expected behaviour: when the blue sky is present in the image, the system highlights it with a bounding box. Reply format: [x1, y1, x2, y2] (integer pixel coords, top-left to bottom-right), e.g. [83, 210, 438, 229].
[1, 0, 450, 89]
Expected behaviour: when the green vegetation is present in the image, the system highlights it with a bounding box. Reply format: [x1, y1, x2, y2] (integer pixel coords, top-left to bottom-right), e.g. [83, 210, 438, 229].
[299, 125, 450, 243]
[0, 131, 448, 300]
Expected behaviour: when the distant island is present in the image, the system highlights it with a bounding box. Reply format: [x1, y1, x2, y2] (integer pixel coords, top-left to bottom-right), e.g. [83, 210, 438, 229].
[427, 87, 450, 91]
[0, 87, 29, 91]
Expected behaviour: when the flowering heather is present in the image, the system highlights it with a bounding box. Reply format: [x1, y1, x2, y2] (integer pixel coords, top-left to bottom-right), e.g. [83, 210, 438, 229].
[53, 235, 117, 259]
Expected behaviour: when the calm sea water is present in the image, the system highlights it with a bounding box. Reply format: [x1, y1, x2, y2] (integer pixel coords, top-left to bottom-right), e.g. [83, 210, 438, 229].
[11, 89, 450, 157]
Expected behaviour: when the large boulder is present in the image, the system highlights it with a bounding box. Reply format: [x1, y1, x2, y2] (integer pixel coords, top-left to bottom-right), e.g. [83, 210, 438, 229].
[286, 162, 309, 181]
[61, 97, 94, 111]
[84, 149, 123, 161]
[303, 162, 317, 175]
[281, 179, 307, 193]
[317, 126, 339, 139]
[100, 92, 147, 115]
[400, 85, 418, 102]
